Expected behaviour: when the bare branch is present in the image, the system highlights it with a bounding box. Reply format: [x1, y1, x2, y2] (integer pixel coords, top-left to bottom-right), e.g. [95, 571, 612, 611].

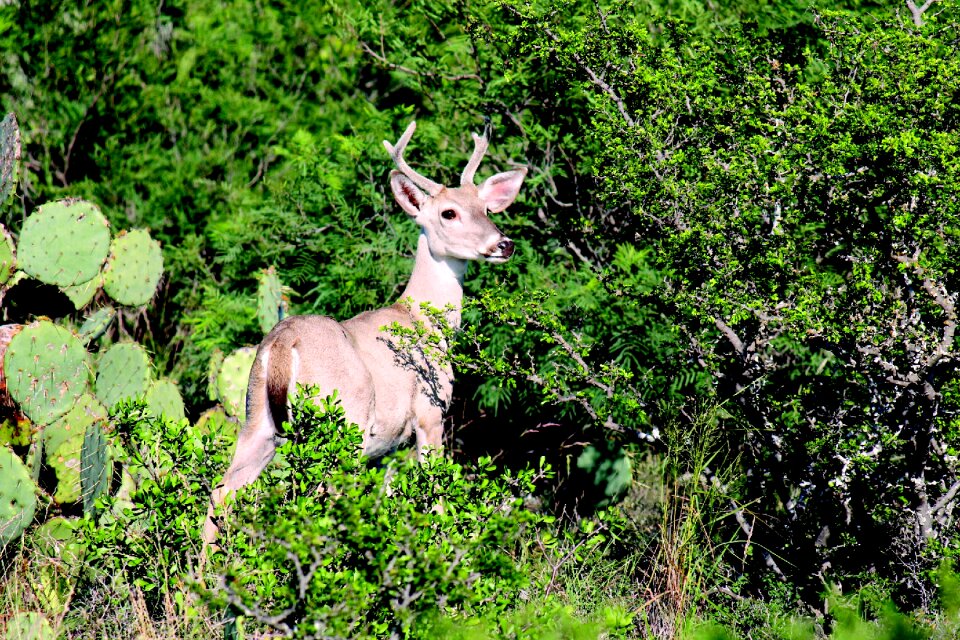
[359, 40, 482, 83]
[906, 0, 937, 26]
[932, 479, 960, 516]
[894, 253, 957, 370]
[714, 317, 746, 359]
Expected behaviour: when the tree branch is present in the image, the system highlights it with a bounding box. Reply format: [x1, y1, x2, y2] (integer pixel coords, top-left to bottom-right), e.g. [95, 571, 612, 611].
[931, 478, 960, 516]
[358, 41, 481, 83]
[906, 0, 937, 26]
[714, 317, 746, 359]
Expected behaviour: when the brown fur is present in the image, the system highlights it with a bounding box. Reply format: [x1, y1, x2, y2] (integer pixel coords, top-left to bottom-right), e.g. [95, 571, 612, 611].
[201, 121, 526, 552]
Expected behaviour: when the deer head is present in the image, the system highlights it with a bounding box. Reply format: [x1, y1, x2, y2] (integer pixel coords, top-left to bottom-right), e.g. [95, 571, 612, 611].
[384, 121, 526, 264]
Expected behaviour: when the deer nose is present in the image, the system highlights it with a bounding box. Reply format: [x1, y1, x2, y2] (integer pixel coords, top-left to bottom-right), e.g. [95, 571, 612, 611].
[497, 238, 515, 258]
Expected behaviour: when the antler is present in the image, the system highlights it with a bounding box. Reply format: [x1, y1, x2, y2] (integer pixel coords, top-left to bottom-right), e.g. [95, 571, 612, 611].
[383, 121, 444, 196]
[460, 123, 490, 186]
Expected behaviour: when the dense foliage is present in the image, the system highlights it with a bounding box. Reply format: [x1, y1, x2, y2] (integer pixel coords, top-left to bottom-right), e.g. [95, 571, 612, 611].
[2, 0, 960, 637]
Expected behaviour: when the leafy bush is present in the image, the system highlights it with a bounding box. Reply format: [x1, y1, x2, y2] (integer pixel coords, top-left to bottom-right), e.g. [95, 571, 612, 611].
[5, 0, 960, 635]
[69, 392, 620, 638]
[210, 390, 555, 637]
[488, 0, 960, 608]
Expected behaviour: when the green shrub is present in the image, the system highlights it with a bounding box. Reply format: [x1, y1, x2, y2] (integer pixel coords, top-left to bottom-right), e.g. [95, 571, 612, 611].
[71, 391, 603, 638]
[210, 389, 553, 637]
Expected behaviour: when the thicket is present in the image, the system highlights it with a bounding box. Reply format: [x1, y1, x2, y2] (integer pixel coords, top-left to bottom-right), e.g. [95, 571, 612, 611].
[2, 0, 960, 637]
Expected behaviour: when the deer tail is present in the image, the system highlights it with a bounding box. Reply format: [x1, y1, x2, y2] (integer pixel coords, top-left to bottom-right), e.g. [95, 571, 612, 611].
[264, 331, 297, 433]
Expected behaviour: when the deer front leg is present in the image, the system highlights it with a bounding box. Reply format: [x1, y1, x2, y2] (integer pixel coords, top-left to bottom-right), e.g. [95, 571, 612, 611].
[414, 407, 444, 461]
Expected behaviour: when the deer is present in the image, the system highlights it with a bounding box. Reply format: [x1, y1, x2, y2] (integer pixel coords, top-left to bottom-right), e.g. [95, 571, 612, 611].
[202, 121, 527, 548]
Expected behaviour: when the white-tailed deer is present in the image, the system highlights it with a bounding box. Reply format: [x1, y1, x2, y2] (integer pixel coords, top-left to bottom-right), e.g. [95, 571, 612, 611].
[202, 121, 526, 547]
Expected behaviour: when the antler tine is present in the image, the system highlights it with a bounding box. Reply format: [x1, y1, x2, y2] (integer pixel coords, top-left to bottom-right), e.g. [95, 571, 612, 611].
[383, 121, 444, 196]
[460, 125, 490, 186]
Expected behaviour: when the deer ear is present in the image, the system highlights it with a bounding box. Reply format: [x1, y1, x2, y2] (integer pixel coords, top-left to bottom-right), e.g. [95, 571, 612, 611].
[390, 171, 427, 218]
[478, 168, 527, 213]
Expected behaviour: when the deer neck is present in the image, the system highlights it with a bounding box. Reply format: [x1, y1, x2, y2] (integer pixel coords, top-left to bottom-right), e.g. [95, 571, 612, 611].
[399, 232, 466, 329]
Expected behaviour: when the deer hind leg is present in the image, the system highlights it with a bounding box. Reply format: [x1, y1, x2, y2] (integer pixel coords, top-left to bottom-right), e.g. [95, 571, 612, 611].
[202, 395, 278, 548]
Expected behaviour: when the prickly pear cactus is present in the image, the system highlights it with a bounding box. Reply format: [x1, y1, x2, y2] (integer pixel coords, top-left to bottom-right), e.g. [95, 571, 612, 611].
[3, 321, 90, 425]
[44, 394, 106, 505]
[46, 433, 83, 504]
[217, 347, 257, 421]
[3, 611, 55, 640]
[80, 420, 109, 516]
[195, 406, 237, 439]
[78, 306, 116, 345]
[28, 517, 83, 615]
[94, 342, 151, 409]
[0, 417, 31, 447]
[0, 323, 24, 415]
[145, 378, 185, 422]
[102, 229, 163, 306]
[17, 200, 111, 287]
[61, 275, 101, 310]
[207, 348, 224, 401]
[0, 446, 37, 546]
[257, 266, 286, 334]
[0, 225, 14, 285]
[25, 439, 41, 484]
[0, 112, 20, 205]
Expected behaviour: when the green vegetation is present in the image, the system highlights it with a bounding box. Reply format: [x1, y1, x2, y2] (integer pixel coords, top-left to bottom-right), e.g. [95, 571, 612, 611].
[2, 0, 959, 637]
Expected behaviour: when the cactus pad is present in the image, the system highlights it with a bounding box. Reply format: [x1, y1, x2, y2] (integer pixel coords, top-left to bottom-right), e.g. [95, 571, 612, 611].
[102, 229, 163, 306]
[3, 612, 55, 640]
[217, 347, 257, 420]
[195, 406, 238, 439]
[81, 420, 109, 516]
[0, 225, 14, 285]
[18, 200, 111, 287]
[44, 394, 106, 505]
[257, 266, 287, 334]
[0, 113, 20, 204]
[0, 417, 31, 447]
[0, 446, 37, 546]
[145, 378, 186, 422]
[78, 306, 116, 345]
[95, 342, 152, 409]
[29, 517, 83, 615]
[61, 275, 101, 310]
[207, 348, 224, 401]
[0, 323, 24, 414]
[3, 321, 90, 425]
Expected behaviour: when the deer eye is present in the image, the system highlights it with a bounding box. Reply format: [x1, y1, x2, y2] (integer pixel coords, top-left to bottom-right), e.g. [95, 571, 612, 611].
[440, 209, 458, 221]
